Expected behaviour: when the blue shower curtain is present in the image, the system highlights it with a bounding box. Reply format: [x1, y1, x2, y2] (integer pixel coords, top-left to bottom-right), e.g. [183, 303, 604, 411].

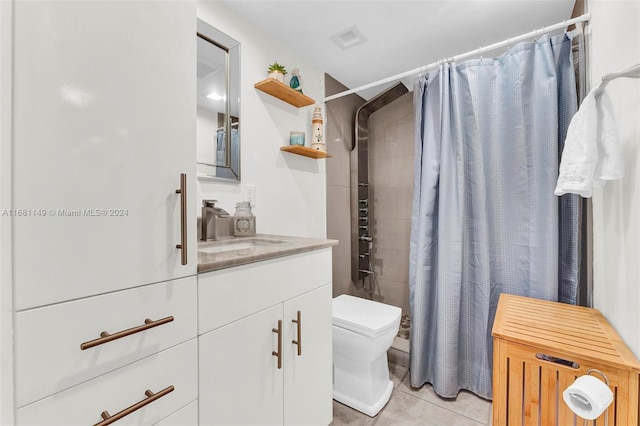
[409, 33, 580, 399]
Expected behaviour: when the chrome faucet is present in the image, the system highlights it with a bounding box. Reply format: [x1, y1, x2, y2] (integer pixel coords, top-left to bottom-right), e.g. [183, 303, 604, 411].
[201, 200, 230, 241]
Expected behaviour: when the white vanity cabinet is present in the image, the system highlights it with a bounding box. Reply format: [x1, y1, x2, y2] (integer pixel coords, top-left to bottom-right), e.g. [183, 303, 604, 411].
[198, 249, 333, 426]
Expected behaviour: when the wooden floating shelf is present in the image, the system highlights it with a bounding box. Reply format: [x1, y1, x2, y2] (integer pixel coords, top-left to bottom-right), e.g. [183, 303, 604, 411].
[280, 145, 331, 159]
[254, 78, 315, 108]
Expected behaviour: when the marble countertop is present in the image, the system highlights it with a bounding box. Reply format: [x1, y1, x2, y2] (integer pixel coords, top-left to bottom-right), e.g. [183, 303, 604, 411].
[198, 234, 338, 273]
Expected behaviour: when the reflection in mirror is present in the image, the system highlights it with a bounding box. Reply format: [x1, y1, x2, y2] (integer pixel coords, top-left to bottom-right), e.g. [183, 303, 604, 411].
[197, 20, 240, 182]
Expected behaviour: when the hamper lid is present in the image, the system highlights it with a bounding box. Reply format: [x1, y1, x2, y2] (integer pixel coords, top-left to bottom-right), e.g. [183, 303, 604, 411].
[492, 294, 640, 372]
[332, 294, 402, 338]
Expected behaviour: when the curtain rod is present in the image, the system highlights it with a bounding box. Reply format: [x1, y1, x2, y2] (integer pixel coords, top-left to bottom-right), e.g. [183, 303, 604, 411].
[323, 12, 591, 103]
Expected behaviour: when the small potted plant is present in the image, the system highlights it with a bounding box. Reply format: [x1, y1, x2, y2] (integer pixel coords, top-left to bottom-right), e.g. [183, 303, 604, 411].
[267, 61, 287, 83]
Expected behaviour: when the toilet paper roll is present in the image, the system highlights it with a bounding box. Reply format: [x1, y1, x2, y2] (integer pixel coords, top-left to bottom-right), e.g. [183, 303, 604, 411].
[562, 375, 614, 420]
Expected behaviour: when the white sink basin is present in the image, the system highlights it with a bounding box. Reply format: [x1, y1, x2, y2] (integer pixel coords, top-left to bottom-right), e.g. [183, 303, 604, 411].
[198, 238, 287, 255]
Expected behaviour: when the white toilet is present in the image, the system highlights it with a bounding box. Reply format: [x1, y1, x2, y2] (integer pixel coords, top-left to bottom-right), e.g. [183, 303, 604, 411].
[332, 294, 402, 417]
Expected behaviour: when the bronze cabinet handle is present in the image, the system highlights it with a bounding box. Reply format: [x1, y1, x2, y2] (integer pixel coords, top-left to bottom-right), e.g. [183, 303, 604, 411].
[80, 316, 174, 350]
[292, 310, 302, 356]
[272, 320, 282, 369]
[175, 173, 187, 265]
[93, 385, 174, 426]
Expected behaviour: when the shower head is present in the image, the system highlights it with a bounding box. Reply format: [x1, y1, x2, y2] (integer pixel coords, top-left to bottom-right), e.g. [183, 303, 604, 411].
[357, 82, 409, 116]
[352, 82, 409, 151]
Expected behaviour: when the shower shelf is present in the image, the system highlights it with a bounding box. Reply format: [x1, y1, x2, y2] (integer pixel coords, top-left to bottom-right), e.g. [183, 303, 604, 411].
[280, 145, 331, 159]
[254, 78, 315, 108]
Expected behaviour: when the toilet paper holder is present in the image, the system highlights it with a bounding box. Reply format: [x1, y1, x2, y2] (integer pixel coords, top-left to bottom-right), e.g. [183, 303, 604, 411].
[566, 368, 612, 426]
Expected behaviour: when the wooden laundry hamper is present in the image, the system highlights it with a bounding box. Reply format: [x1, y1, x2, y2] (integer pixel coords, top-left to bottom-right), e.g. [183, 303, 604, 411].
[491, 294, 640, 426]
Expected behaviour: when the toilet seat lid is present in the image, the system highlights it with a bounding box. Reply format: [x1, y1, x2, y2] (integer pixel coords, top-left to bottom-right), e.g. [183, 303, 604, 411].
[332, 295, 402, 338]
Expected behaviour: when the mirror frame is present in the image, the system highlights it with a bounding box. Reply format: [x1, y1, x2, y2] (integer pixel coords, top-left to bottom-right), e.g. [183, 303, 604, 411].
[196, 19, 241, 182]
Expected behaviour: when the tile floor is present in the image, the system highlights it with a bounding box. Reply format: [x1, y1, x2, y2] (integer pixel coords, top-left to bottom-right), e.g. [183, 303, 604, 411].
[330, 362, 493, 426]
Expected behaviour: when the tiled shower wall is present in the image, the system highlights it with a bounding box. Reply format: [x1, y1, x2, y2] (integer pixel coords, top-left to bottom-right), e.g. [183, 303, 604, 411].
[326, 74, 415, 315]
[369, 92, 414, 314]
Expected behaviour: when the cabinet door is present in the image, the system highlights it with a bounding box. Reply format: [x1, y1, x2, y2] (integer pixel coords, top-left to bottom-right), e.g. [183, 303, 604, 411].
[283, 284, 333, 426]
[12, 0, 197, 310]
[199, 304, 284, 426]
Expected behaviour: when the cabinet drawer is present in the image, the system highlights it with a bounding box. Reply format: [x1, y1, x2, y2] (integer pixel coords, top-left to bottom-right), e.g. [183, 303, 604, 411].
[154, 400, 198, 425]
[15, 276, 197, 407]
[198, 248, 331, 333]
[17, 339, 198, 426]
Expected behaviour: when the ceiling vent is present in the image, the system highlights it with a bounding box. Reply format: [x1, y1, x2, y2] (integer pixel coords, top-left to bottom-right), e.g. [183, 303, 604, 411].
[331, 26, 367, 50]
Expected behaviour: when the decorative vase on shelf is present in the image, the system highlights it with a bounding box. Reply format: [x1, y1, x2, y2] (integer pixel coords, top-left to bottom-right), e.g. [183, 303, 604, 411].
[267, 62, 287, 83]
[289, 68, 304, 93]
[268, 71, 285, 83]
[290, 131, 305, 146]
[311, 105, 326, 152]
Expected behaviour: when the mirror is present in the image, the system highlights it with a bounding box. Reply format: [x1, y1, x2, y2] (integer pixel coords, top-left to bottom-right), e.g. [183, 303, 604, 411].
[196, 20, 240, 182]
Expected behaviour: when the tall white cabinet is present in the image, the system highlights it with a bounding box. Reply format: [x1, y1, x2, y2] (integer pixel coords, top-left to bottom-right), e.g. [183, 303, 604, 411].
[4, 1, 198, 423]
[12, 0, 197, 310]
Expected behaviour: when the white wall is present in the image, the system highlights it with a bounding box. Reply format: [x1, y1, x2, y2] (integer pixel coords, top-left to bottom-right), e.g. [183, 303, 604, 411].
[590, 0, 640, 358]
[197, 2, 327, 239]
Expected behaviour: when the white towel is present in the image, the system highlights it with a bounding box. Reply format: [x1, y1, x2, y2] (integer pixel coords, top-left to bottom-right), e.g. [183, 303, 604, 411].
[555, 86, 623, 197]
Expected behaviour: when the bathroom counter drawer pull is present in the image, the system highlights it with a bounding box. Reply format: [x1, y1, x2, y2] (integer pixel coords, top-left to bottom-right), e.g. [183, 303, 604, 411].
[292, 310, 302, 356]
[93, 385, 174, 426]
[175, 173, 187, 265]
[272, 320, 282, 369]
[80, 316, 174, 350]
